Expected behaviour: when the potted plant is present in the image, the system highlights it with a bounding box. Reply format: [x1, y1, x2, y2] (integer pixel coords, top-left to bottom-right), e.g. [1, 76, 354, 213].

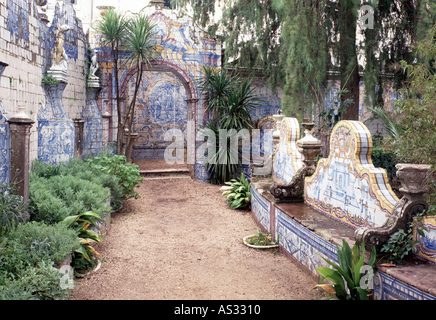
[243, 230, 279, 249]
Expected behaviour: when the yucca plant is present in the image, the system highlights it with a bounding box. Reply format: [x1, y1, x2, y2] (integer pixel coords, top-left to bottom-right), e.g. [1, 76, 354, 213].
[122, 13, 158, 156]
[311, 240, 377, 300]
[198, 68, 261, 184]
[201, 122, 240, 184]
[199, 66, 235, 126]
[60, 211, 103, 271]
[94, 8, 129, 155]
[221, 173, 251, 210]
[219, 78, 260, 130]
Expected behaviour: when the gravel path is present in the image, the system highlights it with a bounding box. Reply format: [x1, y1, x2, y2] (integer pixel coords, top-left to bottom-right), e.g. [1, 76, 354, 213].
[71, 176, 321, 300]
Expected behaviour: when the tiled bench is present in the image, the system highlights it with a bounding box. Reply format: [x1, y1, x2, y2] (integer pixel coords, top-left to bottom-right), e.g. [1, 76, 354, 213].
[250, 118, 436, 300]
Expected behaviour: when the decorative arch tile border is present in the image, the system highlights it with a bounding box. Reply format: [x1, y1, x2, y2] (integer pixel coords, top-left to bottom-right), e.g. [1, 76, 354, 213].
[304, 120, 399, 229]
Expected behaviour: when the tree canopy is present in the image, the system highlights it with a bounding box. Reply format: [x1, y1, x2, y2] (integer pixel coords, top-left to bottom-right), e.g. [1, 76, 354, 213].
[173, 0, 436, 122]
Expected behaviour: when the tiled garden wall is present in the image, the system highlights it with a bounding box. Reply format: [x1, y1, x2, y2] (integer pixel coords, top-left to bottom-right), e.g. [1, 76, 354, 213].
[0, 0, 87, 163]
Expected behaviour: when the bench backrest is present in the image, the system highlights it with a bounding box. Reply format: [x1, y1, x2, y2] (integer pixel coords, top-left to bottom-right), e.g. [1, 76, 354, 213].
[272, 117, 303, 186]
[304, 120, 399, 229]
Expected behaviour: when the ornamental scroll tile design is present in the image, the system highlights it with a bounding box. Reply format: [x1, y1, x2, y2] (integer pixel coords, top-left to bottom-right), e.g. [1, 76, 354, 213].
[271, 117, 303, 186]
[304, 120, 399, 229]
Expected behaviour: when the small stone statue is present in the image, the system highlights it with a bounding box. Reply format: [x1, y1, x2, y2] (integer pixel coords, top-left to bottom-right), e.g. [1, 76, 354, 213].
[50, 24, 72, 72]
[89, 49, 99, 79]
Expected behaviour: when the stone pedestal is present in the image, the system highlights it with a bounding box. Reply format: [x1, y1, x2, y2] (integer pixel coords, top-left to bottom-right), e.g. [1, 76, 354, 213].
[38, 80, 75, 164]
[82, 83, 103, 158]
[8, 107, 34, 201]
[272, 110, 285, 148]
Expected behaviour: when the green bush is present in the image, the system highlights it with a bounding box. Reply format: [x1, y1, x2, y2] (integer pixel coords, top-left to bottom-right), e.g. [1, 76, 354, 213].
[371, 27, 436, 212]
[85, 155, 143, 200]
[1, 221, 80, 268]
[371, 144, 400, 193]
[0, 221, 80, 300]
[0, 184, 29, 238]
[0, 260, 71, 300]
[29, 175, 111, 224]
[30, 159, 125, 210]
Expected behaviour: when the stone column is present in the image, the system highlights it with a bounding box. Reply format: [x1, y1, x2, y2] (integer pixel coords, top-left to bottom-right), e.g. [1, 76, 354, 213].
[73, 119, 85, 159]
[8, 106, 34, 202]
[82, 83, 103, 158]
[186, 98, 198, 179]
[102, 111, 111, 149]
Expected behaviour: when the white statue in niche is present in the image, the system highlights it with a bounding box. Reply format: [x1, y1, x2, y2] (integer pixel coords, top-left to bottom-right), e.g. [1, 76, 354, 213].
[89, 49, 99, 80]
[50, 24, 72, 73]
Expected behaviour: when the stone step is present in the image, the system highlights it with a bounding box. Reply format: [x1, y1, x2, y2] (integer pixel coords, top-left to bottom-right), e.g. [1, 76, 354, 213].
[140, 168, 190, 178]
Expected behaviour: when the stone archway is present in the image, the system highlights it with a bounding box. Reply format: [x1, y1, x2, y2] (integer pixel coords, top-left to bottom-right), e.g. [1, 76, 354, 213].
[119, 59, 199, 178]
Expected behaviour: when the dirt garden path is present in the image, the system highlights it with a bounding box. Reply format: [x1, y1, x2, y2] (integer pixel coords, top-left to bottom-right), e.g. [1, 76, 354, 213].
[71, 165, 322, 300]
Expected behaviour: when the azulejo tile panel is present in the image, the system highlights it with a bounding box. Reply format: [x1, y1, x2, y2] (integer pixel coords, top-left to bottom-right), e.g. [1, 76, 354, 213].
[38, 120, 74, 164]
[0, 102, 11, 185]
[7, 0, 30, 44]
[272, 117, 303, 186]
[275, 207, 338, 275]
[304, 120, 399, 229]
[195, 162, 211, 183]
[414, 216, 436, 264]
[0, 123, 11, 185]
[250, 185, 271, 233]
[132, 72, 188, 160]
[82, 100, 103, 159]
[373, 271, 436, 300]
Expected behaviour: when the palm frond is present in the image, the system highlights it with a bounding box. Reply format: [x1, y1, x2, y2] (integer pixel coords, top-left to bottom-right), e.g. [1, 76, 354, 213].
[366, 105, 405, 140]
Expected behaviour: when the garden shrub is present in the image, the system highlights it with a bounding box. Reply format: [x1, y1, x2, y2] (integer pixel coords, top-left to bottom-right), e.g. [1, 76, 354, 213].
[31, 159, 125, 210]
[0, 184, 30, 238]
[85, 155, 143, 200]
[0, 261, 71, 300]
[29, 175, 111, 224]
[221, 173, 251, 210]
[0, 221, 79, 300]
[1, 221, 80, 267]
[371, 144, 400, 194]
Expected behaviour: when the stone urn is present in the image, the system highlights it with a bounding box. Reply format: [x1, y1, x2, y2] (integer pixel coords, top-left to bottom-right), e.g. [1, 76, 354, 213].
[296, 120, 322, 174]
[396, 163, 432, 199]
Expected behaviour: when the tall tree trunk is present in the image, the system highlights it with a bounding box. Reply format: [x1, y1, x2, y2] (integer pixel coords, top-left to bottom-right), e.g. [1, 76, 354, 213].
[338, 0, 360, 121]
[122, 61, 143, 157]
[113, 44, 124, 155]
